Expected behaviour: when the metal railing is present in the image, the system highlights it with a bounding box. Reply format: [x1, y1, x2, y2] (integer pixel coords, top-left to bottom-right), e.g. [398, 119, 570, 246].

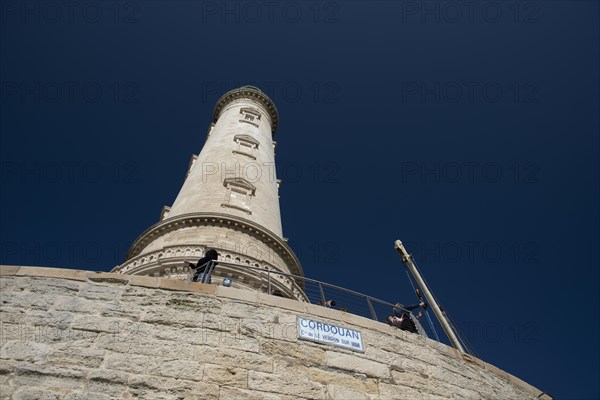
[191, 260, 437, 339]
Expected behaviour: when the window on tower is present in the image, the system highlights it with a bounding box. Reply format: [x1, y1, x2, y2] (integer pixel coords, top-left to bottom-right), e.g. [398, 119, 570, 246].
[239, 107, 261, 127]
[233, 134, 259, 159]
[221, 177, 256, 214]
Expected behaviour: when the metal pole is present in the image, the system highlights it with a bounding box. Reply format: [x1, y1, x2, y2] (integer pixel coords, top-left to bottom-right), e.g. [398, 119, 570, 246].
[366, 297, 378, 321]
[394, 240, 466, 354]
[318, 283, 326, 305]
[204, 260, 216, 284]
[201, 261, 210, 283]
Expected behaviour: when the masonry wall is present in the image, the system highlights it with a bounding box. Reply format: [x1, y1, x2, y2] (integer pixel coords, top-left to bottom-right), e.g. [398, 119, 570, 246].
[0, 266, 545, 400]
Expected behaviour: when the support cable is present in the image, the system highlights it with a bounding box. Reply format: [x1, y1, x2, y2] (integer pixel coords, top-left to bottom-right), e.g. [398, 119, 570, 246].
[395, 240, 466, 354]
[405, 270, 440, 341]
[444, 310, 479, 358]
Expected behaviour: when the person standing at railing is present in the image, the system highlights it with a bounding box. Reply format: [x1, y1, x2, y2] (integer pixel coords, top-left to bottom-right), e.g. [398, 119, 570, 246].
[184, 249, 219, 283]
[387, 301, 427, 333]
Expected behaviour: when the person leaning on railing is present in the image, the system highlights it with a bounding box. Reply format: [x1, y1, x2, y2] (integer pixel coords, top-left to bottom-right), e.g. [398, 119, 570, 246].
[318, 299, 336, 308]
[387, 301, 427, 334]
[184, 249, 219, 283]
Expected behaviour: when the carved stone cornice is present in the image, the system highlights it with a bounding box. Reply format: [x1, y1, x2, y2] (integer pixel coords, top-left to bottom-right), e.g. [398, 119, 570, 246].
[125, 212, 303, 277]
[213, 86, 279, 135]
[112, 243, 307, 301]
[117, 244, 282, 275]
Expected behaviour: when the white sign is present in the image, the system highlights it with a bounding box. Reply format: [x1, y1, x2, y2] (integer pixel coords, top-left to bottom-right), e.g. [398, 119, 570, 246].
[297, 317, 364, 352]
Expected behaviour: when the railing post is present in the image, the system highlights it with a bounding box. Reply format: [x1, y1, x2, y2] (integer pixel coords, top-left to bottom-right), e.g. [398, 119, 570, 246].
[366, 297, 378, 321]
[201, 260, 211, 284]
[198, 262, 204, 283]
[319, 283, 326, 305]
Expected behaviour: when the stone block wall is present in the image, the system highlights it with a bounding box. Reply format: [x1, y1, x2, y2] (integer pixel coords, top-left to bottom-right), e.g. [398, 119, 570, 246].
[0, 266, 545, 399]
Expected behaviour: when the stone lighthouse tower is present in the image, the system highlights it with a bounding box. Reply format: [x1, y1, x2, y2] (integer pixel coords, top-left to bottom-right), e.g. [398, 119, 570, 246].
[112, 86, 304, 299]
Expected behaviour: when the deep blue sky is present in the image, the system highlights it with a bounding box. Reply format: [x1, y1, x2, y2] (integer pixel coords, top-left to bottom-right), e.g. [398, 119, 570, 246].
[1, 1, 598, 398]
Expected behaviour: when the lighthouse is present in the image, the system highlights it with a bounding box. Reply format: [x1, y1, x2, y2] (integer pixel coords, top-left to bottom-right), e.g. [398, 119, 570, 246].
[0, 86, 551, 400]
[112, 86, 304, 299]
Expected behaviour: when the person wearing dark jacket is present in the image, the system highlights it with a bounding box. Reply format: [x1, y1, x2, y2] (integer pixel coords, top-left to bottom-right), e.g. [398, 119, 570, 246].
[184, 249, 219, 283]
[393, 301, 426, 317]
[387, 301, 426, 334]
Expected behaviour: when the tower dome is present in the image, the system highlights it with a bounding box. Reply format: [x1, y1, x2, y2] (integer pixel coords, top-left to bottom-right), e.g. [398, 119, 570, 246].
[213, 86, 279, 134]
